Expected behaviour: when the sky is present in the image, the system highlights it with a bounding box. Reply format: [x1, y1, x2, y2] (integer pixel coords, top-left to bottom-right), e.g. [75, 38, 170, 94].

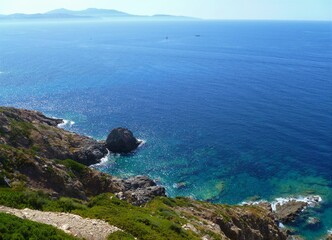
[0, 0, 331, 21]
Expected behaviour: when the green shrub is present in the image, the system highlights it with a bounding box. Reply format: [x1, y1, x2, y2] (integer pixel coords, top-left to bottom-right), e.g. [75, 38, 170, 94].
[44, 197, 87, 212]
[74, 194, 200, 240]
[0, 188, 201, 240]
[0, 213, 78, 240]
[0, 188, 47, 210]
[108, 231, 135, 240]
[56, 159, 88, 178]
[8, 120, 34, 146]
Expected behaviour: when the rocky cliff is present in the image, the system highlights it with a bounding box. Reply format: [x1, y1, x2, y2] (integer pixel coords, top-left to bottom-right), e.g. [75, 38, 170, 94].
[0, 106, 288, 239]
[0, 107, 106, 165]
[0, 107, 164, 204]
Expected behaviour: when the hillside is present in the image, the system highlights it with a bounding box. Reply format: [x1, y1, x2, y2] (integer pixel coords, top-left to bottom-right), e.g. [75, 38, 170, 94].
[0, 106, 288, 239]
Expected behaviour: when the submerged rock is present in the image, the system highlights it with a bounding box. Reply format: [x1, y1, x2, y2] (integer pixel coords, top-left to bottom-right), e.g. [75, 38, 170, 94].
[106, 128, 141, 153]
[305, 217, 321, 229]
[173, 182, 187, 189]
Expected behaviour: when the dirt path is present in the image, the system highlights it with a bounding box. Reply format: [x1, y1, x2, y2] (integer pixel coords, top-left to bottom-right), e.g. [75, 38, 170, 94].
[0, 205, 121, 240]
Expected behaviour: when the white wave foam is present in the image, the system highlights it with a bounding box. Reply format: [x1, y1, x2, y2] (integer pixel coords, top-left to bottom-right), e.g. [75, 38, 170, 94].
[57, 119, 75, 128]
[100, 149, 111, 164]
[90, 149, 111, 168]
[328, 228, 332, 234]
[278, 222, 285, 228]
[82, 137, 145, 168]
[137, 139, 146, 148]
[241, 195, 322, 212]
[240, 200, 267, 206]
[270, 195, 322, 212]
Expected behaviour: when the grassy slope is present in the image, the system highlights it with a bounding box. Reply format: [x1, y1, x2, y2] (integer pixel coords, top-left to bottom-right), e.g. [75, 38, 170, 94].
[0, 188, 203, 240]
[0, 187, 272, 240]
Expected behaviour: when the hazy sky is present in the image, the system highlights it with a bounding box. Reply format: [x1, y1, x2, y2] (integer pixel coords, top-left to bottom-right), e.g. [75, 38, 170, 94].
[0, 0, 331, 20]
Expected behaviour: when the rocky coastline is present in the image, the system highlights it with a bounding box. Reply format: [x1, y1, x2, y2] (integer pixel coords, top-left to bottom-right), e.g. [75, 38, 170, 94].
[0, 107, 164, 205]
[0, 106, 324, 239]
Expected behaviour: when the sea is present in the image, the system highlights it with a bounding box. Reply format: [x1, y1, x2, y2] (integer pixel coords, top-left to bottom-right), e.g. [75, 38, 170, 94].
[0, 20, 331, 239]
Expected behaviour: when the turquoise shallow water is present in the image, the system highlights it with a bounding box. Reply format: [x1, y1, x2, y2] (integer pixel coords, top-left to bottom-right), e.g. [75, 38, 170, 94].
[0, 20, 331, 238]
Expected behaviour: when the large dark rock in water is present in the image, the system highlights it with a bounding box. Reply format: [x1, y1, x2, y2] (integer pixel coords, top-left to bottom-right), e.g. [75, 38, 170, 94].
[106, 128, 141, 153]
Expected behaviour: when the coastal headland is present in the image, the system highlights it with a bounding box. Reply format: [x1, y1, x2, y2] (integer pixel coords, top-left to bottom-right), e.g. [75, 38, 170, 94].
[0, 106, 326, 239]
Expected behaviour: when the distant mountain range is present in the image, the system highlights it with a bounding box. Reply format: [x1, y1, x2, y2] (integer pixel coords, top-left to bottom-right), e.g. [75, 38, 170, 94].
[0, 8, 198, 21]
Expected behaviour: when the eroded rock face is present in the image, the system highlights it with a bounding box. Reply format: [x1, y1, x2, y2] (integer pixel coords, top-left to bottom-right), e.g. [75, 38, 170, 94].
[274, 200, 307, 222]
[106, 128, 141, 153]
[114, 176, 166, 206]
[0, 107, 292, 239]
[326, 233, 332, 240]
[0, 107, 164, 205]
[244, 196, 322, 226]
[178, 199, 288, 240]
[0, 107, 107, 165]
[286, 236, 304, 240]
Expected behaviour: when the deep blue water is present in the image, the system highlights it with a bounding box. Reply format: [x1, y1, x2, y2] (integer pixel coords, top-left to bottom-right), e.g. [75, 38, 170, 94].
[0, 20, 331, 238]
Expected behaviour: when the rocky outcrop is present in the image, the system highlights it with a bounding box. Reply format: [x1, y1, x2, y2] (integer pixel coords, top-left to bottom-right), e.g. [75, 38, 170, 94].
[286, 236, 304, 240]
[114, 176, 166, 205]
[274, 201, 307, 222]
[0, 107, 289, 239]
[176, 199, 288, 240]
[1, 144, 113, 200]
[0, 143, 164, 203]
[0, 107, 63, 128]
[327, 233, 332, 240]
[0, 107, 107, 165]
[244, 196, 322, 225]
[106, 127, 141, 153]
[0, 107, 164, 205]
[272, 196, 321, 224]
[215, 209, 286, 240]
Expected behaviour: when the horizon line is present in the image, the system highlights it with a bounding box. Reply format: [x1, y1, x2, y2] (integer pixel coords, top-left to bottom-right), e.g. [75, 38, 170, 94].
[0, 8, 331, 22]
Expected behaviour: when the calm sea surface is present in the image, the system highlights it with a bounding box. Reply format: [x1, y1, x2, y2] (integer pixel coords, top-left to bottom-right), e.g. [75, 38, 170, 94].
[0, 20, 331, 238]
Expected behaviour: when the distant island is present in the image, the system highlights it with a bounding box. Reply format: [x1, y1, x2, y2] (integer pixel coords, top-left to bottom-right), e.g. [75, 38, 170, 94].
[0, 8, 198, 21]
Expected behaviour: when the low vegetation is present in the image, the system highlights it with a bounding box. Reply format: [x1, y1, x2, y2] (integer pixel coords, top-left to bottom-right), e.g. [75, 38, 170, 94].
[0, 107, 287, 240]
[0, 212, 78, 240]
[0, 188, 201, 240]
